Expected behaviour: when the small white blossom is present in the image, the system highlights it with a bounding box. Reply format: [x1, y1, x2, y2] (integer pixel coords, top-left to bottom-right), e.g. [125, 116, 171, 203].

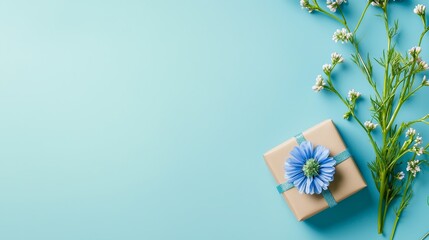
[406, 160, 421, 177]
[327, 1, 338, 12]
[312, 75, 325, 92]
[396, 171, 405, 181]
[409, 46, 422, 59]
[331, 52, 344, 64]
[364, 120, 378, 131]
[343, 111, 351, 120]
[414, 4, 426, 16]
[300, 0, 314, 13]
[370, 0, 384, 7]
[406, 128, 416, 137]
[422, 75, 429, 86]
[414, 135, 423, 146]
[332, 28, 353, 43]
[417, 58, 429, 70]
[412, 146, 424, 156]
[327, 0, 346, 12]
[322, 64, 332, 74]
[348, 89, 361, 101]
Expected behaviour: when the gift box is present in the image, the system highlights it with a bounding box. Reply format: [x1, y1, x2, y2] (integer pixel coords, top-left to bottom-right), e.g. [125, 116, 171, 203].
[264, 119, 366, 221]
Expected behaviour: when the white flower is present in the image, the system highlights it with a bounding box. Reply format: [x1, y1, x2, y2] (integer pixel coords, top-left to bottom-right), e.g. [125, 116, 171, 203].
[396, 171, 405, 181]
[300, 0, 314, 13]
[412, 146, 424, 156]
[417, 58, 429, 70]
[422, 75, 429, 86]
[327, 0, 346, 12]
[406, 128, 416, 137]
[331, 52, 344, 64]
[348, 89, 361, 101]
[326, 0, 347, 12]
[406, 160, 421, 177]
[409, 46, 422, 59]
[322, 64, 332, 74]
[326, 1, 338, 12]
[370, 0, 383, 7]
[364, 120, 378, 131]
[312, 75, 325, 92]
[414, 135, 423, 146]
[414, 4, 426, 16]
[343, 111, 351, 120]
[332, 28, 353, 43]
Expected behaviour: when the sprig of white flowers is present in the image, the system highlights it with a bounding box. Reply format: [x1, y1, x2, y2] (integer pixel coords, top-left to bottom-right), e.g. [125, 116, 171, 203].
[364, 121, 378, 131]
[347, 89, 361, 101]
[395, 171, 405, 180]
[407, 160, 421, 177]
[406, 128, 425, 156]
[414, 4, 426, 16]
[331, 52, 344, 64]
[327, 0, 347, 12]
[422, 75, 429, 86]
[370, 0, 385, 8]
[406, 128, 416, 137]
[409, 46, 422, 59]
[332, 28, 353, 43]
[322, 64, 332, 74]
[312, 75, 325, 92]
[300, 0, 315, 12]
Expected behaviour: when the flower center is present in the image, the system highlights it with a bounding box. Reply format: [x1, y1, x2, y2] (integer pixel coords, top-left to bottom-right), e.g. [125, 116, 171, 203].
[302, 158, 320, 177]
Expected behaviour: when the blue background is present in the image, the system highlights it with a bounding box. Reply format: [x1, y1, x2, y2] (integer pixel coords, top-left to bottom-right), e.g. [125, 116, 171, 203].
[0, 0, 428, 239]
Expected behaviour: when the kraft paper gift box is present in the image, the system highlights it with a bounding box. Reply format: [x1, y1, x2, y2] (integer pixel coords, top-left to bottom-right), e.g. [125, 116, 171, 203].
[264, 119, 366, 221]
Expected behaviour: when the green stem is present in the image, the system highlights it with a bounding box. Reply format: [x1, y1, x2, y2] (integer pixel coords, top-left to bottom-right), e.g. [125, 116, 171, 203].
[386, 99, 404, 130]
[316, 7, 345, 25]
[388, 150, 411, 169]
[390, 217, 400, 240]
[382, 199, 389, 231]
[421, 231, 429, 240]
[381, 10, 391, 140]
[353, 2, 370, 34]
[386, 58, 419, 131]
[382, 9, 391, 101]
[418, 27, 429, 46]
[378, 172, 387, 234]
[389, 175, 412, 240]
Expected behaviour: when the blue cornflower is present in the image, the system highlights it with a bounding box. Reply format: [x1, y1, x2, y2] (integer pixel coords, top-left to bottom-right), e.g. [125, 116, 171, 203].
[285, 141, 336, 195]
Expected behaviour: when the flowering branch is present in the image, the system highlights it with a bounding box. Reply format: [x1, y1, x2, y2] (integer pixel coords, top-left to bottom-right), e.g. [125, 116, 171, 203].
[299, 0, 429, 237]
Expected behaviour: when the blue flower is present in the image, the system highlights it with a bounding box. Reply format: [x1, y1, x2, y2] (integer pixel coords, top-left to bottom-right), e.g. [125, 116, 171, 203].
[285, 141, 336, 195]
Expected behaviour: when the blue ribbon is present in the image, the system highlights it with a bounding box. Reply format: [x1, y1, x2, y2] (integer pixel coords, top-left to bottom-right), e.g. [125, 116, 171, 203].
[333, 149, 351, 165]
[295, 133, 307, 145]
[276, 133, 351, 208]
[276, 182, 294, 193]
[321, 190, 338, 208]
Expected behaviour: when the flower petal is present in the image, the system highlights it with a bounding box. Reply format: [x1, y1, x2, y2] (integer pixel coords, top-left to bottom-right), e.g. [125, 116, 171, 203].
[305, 177, 315, 194]
[286, 158, 305, 167]
[320, 166, 335, 174]
[313, 177, 323, 194]
[301, 141, 314, 159]
[289, 147, 306, 163]
[295, 176, 307, 193]
[318, 156, 336, 166]
[314, 176, 328, 191]
[314, 145, 330, 162]
[287, 171, 304, 183]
